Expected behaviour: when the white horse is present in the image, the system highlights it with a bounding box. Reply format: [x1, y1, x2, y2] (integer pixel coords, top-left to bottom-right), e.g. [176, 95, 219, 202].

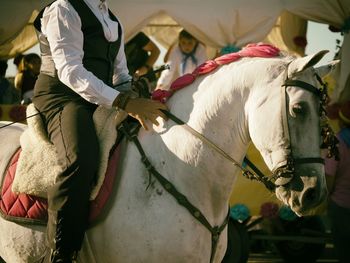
[0, 48, 334, 263]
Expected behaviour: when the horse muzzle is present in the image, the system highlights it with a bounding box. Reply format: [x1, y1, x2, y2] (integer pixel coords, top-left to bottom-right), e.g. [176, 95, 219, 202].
[274, 166, 327, 216]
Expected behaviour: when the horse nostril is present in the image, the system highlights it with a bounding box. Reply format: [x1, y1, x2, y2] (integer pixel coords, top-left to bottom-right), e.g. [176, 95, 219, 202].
[303, 188, 317, 204]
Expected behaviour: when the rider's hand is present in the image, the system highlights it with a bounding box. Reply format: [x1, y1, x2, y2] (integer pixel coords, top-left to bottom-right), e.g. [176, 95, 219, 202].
[125, 98, 168, 130]
[113, 95, 168, 130]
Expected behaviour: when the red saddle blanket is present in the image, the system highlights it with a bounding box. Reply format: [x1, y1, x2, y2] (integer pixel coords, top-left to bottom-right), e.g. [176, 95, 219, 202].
[0, 144, 121, 225]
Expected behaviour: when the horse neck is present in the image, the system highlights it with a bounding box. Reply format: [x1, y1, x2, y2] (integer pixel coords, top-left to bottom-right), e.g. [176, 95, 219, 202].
[151, 61, 257, 221]
[169, 59, 259, 158]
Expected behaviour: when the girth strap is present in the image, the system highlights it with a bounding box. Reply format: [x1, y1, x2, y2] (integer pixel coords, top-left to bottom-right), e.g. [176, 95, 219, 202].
[119, 121, 230, 263]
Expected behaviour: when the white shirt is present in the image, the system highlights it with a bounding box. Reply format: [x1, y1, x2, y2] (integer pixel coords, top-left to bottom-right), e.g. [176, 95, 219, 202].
[157, 43, 207, 90]
[40, 0, 130, 107]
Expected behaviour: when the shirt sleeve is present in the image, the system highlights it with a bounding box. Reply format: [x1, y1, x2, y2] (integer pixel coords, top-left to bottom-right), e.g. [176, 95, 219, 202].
[196, 43, 208, 65]
[157, 46, 180, 90]
[42, 3, 119, 107]
[112, 33, 132, 86]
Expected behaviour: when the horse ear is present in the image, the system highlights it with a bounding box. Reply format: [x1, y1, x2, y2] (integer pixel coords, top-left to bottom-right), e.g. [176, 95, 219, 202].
[288, 50, 329, 78]
[314, 59, 340, 78]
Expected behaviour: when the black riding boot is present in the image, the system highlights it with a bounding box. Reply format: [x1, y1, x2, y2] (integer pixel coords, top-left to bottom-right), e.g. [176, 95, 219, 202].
[43, 210, 81, 263]
[41, 249, 78, 263]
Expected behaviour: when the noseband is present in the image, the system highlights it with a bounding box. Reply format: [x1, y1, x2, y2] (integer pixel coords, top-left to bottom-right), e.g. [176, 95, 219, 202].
[268, 72, 339, 188]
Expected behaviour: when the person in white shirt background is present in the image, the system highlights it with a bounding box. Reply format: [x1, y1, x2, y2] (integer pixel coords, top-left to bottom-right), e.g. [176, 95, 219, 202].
[156, 29, 208, 91]
[32, 0, 167, 262]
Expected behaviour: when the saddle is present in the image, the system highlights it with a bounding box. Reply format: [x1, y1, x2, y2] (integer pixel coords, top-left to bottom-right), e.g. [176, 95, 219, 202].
[12, 104, 127, 200]
[0, 104, 129, 224]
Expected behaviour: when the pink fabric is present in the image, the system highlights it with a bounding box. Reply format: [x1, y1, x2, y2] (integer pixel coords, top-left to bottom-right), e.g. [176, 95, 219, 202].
[260, 202, 279, 219]
[0, 145, 122, 224]
[170, 73, 196, 91]
[152, 43, 280, 103]
[238, 43, 280, 58]
[326, 103, 341, 120]
[214, 53, 241, 65]
[89, 144, 121, 222]
[192, 60, 219, 75]
[151, 89, 173, 103]
[325, 135, 350, 209]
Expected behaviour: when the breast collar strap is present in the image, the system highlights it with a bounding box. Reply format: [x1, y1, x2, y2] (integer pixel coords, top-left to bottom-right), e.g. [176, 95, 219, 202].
[119, 121, 230, 263]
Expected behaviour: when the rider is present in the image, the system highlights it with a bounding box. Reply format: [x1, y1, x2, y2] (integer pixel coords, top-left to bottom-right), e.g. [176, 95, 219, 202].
[33, 0, 167, 262]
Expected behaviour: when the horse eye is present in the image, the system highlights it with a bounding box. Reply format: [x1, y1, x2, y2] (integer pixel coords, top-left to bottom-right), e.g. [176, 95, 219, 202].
[291, 103, 304, 116]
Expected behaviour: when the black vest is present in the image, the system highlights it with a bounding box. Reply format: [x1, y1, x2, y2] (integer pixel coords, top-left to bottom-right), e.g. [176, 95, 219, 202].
[34, 0, 122, 86]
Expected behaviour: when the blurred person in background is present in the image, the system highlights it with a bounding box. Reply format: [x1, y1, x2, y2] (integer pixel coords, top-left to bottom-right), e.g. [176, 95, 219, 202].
[13, 53, 24, 72]
[0, 59, 20, 104]
[325, 101, 350, 263]
[125, 31, 160, 87]
[14, 53, 41, 104]
[156, 29, 207, 91]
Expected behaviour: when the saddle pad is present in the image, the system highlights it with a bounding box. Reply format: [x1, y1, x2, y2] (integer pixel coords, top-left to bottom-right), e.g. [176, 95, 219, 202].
[0, 143, 121, 225]
[0, 149, 47, 224]
[12, 104, 127, 200]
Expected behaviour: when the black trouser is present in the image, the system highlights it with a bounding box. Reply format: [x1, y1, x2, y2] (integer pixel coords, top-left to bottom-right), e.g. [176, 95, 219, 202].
[33, 74, 99, 252]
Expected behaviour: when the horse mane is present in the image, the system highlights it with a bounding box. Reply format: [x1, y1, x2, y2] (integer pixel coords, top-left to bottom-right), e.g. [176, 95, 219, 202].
[152, 43, 281, 103]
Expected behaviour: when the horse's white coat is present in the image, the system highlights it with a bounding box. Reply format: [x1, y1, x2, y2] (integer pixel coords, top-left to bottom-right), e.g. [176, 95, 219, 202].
[0, 52, 333, 262]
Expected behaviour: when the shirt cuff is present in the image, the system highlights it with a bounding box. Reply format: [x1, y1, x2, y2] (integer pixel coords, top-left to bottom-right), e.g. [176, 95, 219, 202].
[101, 87, 120, 107]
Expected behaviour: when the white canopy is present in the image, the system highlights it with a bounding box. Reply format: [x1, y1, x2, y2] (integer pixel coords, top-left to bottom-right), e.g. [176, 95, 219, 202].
[0, 0, 349, 101]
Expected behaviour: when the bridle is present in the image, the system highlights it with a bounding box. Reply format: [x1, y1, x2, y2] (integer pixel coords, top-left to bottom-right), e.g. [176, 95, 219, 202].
[269, 71, 339, 188]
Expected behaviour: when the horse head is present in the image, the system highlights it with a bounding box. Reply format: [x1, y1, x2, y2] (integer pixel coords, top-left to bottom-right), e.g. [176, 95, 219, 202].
[247, 51, 337, 216]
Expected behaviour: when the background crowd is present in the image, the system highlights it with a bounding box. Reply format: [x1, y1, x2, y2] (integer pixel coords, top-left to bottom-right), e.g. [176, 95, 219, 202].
[0, 29, 207, 104]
